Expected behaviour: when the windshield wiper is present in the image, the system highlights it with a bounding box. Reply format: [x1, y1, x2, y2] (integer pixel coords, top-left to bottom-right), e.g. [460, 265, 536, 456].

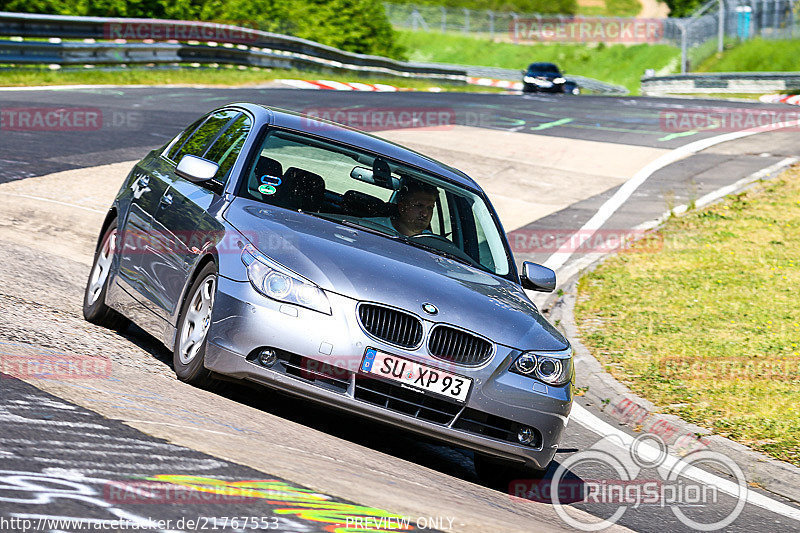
[401, 238, 487, 272]
[306, 212, 403, 239]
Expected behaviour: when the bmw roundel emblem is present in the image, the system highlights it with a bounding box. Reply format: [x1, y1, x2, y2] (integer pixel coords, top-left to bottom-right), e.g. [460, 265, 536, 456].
[422, 303, 438, 315]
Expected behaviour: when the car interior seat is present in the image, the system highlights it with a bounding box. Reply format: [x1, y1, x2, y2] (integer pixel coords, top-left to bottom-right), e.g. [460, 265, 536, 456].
[342, 190, 389, 218]
[250, 156, 283, 200]
[280, 167, 325, 212]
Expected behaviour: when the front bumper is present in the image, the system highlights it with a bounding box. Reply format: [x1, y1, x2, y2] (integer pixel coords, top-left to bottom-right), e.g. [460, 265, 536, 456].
[204, 277, 572, 470]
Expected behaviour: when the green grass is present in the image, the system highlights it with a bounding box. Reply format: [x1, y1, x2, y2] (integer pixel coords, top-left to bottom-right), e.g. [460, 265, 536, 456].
[602, 0, 642, 16]
[397, 30, 680, 94]
[575, 166, 800, 466]
[0, 66, 505, 92]
[696, 38, 800, 73]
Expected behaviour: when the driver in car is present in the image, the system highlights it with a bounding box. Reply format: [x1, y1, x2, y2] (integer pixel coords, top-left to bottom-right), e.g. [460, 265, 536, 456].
[370, 181, 438, 237]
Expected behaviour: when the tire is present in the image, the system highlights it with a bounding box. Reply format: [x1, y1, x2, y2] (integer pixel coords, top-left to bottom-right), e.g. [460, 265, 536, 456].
[173, 262, 217, 387]
[83, 220, 129, 331]
[474, 453, 547, 490]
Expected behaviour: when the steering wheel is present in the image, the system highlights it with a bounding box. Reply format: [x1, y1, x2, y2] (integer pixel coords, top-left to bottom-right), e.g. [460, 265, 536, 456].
[408, 233, 453, 245]
[407, 233, 482, 267]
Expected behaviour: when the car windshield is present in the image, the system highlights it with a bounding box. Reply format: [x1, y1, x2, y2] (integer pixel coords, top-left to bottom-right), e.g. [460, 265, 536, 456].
[528, 63, 559, 74]
[239, 128, 511, 277]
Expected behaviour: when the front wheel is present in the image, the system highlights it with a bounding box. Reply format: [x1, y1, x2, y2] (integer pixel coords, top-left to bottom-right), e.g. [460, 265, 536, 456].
[173, 262, 217, 387]
[83, 220, 129, 330]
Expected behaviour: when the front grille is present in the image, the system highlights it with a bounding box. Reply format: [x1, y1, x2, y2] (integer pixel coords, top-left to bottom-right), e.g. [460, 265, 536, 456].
[354, 378, 462, 425]
[358, 304, 423, 348]
[453, 408, 542, 448]
[428, 326, 493, 366]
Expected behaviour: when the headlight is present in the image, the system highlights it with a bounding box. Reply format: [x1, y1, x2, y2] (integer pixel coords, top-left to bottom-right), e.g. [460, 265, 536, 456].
[241, 244, 331, 315]
[553, 77, 566, 84]
[523, 76, 537, 83]
[512, 350, 572, 386]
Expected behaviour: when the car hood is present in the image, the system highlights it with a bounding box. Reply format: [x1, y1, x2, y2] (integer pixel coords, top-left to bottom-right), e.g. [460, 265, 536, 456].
[225, 199, 568, 351]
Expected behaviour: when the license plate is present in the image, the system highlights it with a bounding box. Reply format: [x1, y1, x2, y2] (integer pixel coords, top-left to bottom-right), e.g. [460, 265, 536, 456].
[360, 348, 471, 403]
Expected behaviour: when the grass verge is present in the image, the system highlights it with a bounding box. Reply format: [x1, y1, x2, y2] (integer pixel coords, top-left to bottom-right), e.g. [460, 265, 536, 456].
[0, 66, 504, 92]
[575, 165, 800, 466]
[696, 38, 800, 73]
[397, 30, 680, 94]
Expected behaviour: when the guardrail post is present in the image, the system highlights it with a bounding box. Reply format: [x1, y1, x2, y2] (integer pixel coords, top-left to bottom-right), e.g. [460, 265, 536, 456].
[463, 8, 470, 33]
[488, 10, 494, 37]
[441, 6, 446, 32]
[718, 0, 725, 53]
[511, 13, 519, 43]
[680, 22, 689, 73]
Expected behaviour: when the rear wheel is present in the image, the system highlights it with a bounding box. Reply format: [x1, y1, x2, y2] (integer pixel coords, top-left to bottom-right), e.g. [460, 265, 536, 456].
[83, 220, 129, 330]
[173, 262, 217, 387]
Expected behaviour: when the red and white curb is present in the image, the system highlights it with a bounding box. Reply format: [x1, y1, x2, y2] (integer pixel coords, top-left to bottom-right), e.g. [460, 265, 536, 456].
[759, 94, 800, 105]
[466, 77, 523, 91]
[278, 79, 402, 91]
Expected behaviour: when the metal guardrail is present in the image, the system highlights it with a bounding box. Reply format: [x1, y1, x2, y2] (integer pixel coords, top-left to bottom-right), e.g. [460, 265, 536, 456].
[0, 11, 626, 93]
[0, 11, 467, 81]
[641, 72, 800, 95]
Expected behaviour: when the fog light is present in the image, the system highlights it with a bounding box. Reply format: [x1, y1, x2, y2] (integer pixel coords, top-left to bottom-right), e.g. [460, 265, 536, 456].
[258, 349, 277, 368]
[518, 426, 536, 446]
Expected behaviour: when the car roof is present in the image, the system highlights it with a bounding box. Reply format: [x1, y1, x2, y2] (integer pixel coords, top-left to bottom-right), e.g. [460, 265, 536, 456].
[527, 62, 559, 70]
[229, 103, 482, 192]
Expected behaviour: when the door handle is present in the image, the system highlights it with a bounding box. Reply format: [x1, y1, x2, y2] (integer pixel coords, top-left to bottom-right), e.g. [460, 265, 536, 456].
[160, 193, 173, 206]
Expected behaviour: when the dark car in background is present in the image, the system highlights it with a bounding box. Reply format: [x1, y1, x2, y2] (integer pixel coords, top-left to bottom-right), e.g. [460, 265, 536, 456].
[522, 62, 580, 95]
[83, 103, 573, 485]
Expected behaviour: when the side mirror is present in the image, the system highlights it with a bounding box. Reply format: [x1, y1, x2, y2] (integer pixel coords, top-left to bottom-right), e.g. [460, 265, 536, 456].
[176, 154, 219, 183]
[520, 261, 556, 292]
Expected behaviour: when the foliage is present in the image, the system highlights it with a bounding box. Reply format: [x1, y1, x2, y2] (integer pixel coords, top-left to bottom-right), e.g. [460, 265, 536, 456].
[0, 0, 405, 59]
[663, 0, 704, 17]
[390, 0, 577, 15]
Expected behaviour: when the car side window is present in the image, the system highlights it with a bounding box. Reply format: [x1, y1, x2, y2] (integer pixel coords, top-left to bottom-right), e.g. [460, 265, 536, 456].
[165, 116, 206, 161]
[171, 109, 239, 164]
[203, 114, 252, 185]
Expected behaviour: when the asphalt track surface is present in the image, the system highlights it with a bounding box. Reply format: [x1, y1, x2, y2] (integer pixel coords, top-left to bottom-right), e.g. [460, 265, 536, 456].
[1, 87, 799, 533]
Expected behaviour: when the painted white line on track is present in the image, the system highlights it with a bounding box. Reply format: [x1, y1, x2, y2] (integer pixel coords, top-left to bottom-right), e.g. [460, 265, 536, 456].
[0, 191, 106, 213]
[543, 118, 800, 272]
[571, 404, 800, 521]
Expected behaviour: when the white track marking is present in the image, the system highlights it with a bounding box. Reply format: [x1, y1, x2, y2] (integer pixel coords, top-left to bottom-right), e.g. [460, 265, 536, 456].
[315, 80, 355, 91]
[543, 119, 800, 272]
[571, 404, 800, 522]
[0, 192, 105, 213]
[278, 79, 322, 89]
